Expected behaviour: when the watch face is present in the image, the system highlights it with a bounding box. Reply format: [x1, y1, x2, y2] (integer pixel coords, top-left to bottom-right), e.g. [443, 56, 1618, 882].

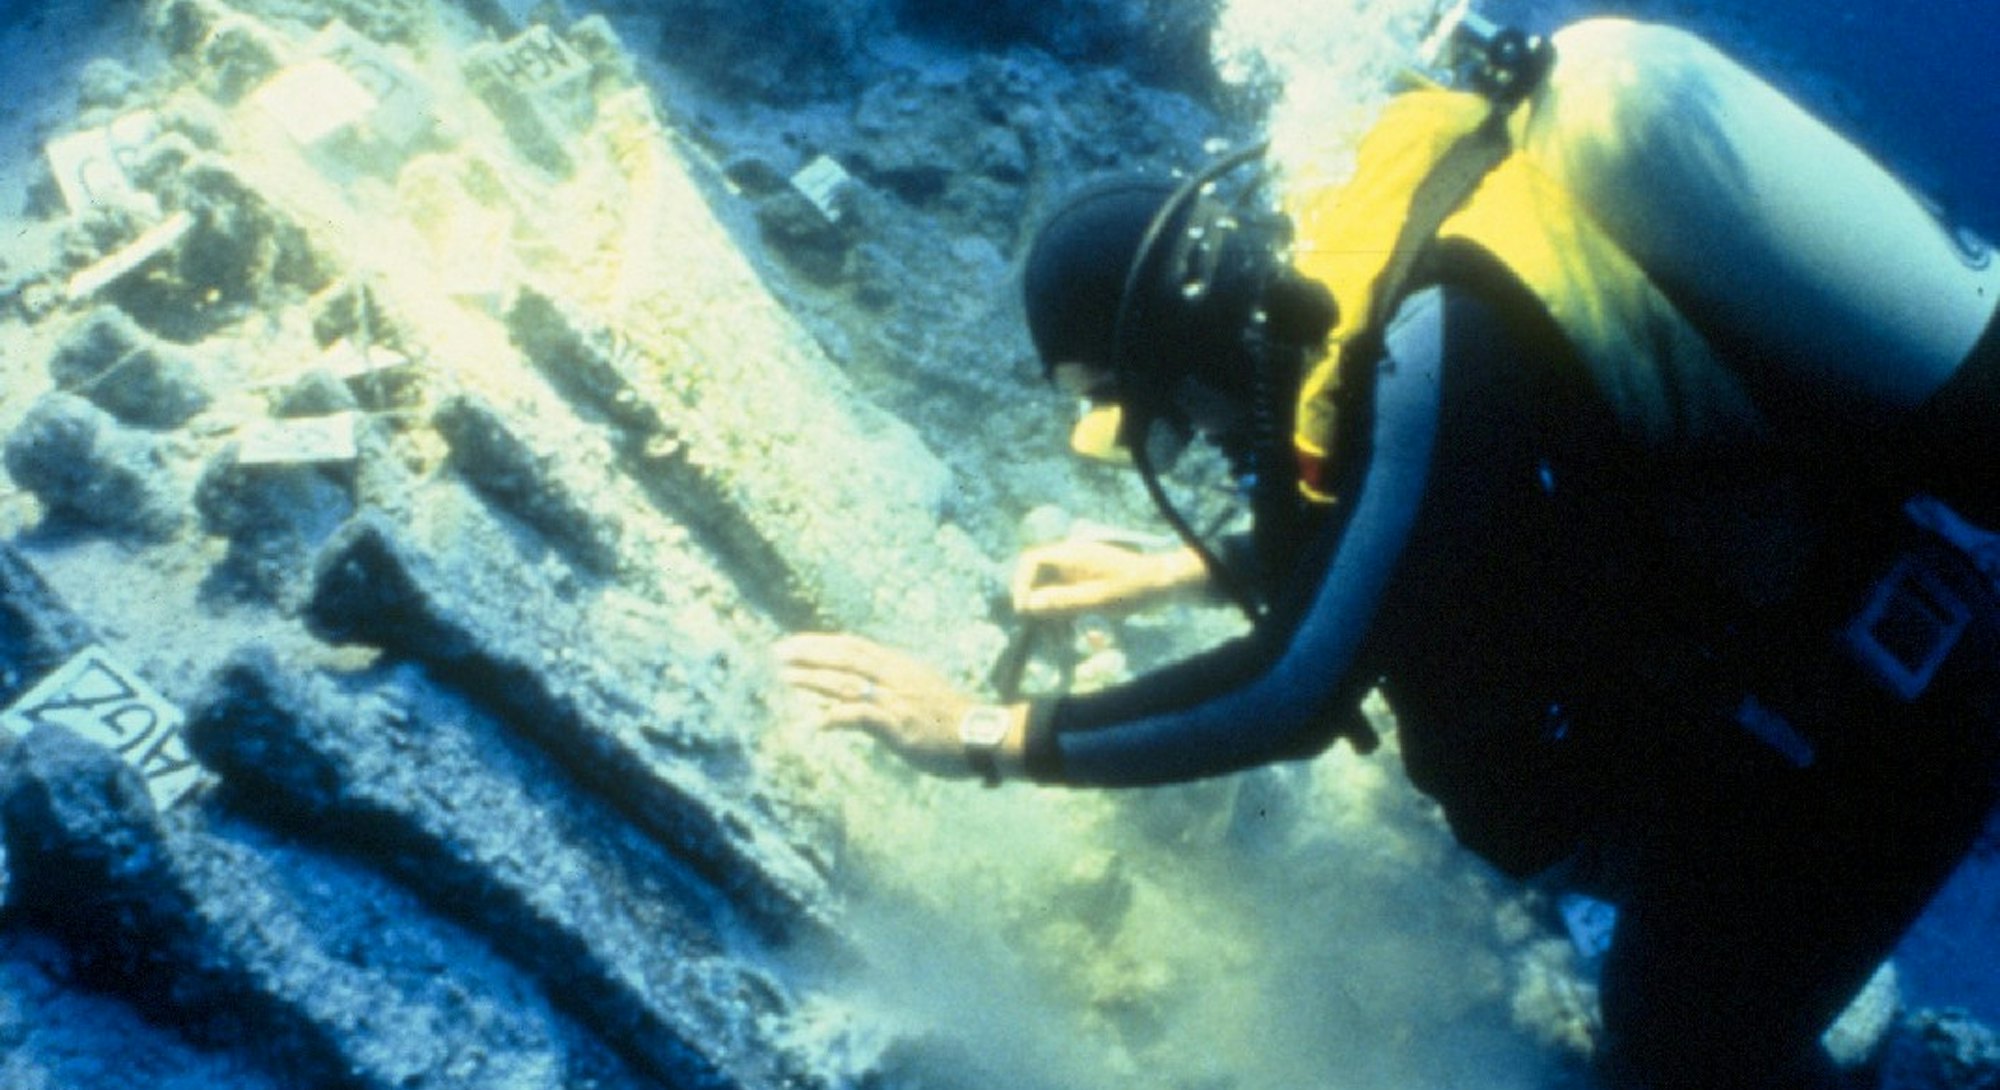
[960, 706, 1011, 747]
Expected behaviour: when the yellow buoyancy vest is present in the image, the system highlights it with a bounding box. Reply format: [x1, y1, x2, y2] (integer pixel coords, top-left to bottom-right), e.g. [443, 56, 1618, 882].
[1286, 88, 1769, 502]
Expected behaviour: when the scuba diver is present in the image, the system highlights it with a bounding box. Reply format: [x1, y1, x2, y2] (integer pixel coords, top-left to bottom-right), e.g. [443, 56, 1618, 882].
[780, 16, 2000, 1090]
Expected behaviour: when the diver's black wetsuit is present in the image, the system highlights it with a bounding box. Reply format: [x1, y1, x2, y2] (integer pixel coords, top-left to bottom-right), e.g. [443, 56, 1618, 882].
[1023, 287, 1450, 787]
[1024, 283, 1612, 799]
[1022, 284, 2000, 1090]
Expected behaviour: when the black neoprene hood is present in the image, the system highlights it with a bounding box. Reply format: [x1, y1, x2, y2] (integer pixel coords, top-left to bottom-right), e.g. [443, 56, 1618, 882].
[1021, 177, 1176, 377]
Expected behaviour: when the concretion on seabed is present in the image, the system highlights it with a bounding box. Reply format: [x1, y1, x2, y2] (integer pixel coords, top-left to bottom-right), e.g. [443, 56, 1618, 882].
[0, 8, 1528, 1088]
[0, 1, 974, 1084]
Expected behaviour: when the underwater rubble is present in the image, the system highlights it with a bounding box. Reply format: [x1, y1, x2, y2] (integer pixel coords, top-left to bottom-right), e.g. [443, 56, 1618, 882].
[0, 1, 1270, 1086]
[0, 1, 1994, 1089]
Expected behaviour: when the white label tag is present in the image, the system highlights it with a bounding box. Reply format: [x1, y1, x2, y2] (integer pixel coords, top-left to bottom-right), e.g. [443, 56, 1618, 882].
[250, 59, 379, 147]
[44, 110, 162, 215]
[318, 339, 411, 382]
[313, 25, 432, 151]
[237, 412, 361, 467]
[66, 211, 194, 301]
[1, 648, 201, 810]
[790, 154, 851, 221]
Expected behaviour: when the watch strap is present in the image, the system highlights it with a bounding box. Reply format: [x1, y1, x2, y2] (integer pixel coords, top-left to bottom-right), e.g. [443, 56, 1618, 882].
[958, 705, 1009, 787]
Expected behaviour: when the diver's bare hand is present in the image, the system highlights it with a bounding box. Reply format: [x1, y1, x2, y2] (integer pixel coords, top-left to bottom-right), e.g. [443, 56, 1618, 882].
[777, 633, 987, 779]
[1010, 540, 1208, 618]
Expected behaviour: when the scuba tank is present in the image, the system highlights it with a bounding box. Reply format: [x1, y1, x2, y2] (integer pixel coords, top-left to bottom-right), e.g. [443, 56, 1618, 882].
[1518, 18, 2000, 420]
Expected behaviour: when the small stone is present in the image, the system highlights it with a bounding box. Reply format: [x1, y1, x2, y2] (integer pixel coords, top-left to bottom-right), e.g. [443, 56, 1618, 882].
[198, 19, 282, 104]
[1881, 1009, 2000, 1090]
[76, 60, 144, 112]
[754, 189, 855, 285]
[722, 156, 787, 196]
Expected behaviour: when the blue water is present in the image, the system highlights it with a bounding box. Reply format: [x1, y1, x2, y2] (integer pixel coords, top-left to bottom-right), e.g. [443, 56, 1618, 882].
[1746, 0, 2000, 240]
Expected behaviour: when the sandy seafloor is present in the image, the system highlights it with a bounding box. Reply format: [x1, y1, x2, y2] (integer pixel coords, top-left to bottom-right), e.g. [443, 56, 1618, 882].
[0, 0, 1992, 1088]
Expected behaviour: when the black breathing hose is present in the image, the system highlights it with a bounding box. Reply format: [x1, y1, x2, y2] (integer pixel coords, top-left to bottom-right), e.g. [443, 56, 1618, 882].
[1108, 142, 1273, 623]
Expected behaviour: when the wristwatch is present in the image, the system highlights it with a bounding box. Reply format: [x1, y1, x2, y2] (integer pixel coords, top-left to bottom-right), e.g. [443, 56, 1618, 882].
[958, 705, 1011, 787]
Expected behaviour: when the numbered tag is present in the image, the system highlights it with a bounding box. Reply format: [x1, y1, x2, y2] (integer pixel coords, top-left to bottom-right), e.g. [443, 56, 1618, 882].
[1, 648, 201, 809]
[484, 25, 589, 95]
[44, 110, 163, 215]
[466, 24, 595, 141]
